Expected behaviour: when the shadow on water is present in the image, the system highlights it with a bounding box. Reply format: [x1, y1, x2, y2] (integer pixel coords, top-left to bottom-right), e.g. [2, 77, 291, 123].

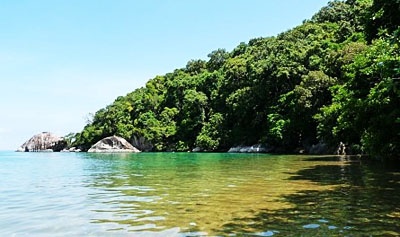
[217, 156, 400, 236]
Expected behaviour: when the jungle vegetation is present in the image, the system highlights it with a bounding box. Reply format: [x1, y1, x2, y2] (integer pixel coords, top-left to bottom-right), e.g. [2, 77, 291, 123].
[73, 0, 400, 159]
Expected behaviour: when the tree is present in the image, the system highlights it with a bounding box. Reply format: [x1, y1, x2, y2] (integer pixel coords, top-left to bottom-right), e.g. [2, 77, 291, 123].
[195, 113, 224, 151]
[365, 0, 400, 41]
[206, 48, 229, 72]
[317, 38, 400, 157]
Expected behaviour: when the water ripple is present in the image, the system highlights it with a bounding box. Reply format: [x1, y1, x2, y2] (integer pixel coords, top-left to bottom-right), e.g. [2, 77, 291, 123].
[1, 152, 399, 236]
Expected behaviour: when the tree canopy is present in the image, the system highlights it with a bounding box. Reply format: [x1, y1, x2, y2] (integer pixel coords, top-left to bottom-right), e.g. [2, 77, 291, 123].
[73, 0, 400, 160]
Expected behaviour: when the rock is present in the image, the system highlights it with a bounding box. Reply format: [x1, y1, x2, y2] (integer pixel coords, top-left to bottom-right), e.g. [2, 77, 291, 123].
[240, 146, 252, 153]
[228, 146, 243, 153]
[228, 144, 272, 153]
[16, 147, 25, 152]
[88, 135, 141, 153]
[309, 142, 330, 155]
[192, 147, 203, 152]
[61, 147, 81, 153]
[228, 146, 251, 153]
[131, 135, 153, 151]
[247, 144, 272, 153]
[68, 147, 81, 152]
[16, 132, 67, 152]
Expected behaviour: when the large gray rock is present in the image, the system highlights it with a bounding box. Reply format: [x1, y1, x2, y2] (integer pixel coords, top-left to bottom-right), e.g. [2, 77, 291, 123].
[17, 132, 67, 152]
[131, 135, 153, 151]
[88, 135, 141, 153]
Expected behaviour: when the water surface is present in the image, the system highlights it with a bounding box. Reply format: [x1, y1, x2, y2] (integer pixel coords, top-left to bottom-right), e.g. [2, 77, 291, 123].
[0, 152, 399, 236]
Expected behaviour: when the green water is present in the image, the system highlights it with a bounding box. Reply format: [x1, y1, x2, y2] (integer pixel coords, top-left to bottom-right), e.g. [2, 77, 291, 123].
[0, 152, 399, 236]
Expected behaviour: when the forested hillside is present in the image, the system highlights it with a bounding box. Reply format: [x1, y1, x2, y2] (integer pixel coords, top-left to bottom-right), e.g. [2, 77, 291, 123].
[73, 0, 400, 159]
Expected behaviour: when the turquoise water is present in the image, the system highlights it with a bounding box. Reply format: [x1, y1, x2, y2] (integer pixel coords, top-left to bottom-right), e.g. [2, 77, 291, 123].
[0, 152, 399, 236]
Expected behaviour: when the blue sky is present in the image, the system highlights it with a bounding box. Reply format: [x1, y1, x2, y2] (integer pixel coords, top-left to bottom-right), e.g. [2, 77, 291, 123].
[0, 0, 329, 150]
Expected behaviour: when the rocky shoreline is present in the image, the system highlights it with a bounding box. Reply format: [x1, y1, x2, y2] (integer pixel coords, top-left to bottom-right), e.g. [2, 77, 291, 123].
[17, 132, 347, 155]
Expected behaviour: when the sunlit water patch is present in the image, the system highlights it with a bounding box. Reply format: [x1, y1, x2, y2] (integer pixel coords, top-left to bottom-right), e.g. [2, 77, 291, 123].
[0, 152, 399, 236]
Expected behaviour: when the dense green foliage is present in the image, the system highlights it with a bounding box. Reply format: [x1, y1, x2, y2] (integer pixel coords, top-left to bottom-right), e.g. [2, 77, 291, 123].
[73, 0, 400, 159]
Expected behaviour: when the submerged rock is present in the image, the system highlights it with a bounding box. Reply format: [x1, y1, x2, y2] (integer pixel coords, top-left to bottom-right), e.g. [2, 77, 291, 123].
[16, 132, 67, 152]
[88, 135, 141, 153]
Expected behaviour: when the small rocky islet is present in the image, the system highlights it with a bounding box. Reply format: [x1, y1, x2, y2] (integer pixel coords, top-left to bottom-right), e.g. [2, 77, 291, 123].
[16, 132, 67, 152]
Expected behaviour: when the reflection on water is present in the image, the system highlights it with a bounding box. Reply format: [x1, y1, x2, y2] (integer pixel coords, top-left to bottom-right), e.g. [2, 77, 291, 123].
[219, 156, 400, 236]
[0, 152, 399, 236]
